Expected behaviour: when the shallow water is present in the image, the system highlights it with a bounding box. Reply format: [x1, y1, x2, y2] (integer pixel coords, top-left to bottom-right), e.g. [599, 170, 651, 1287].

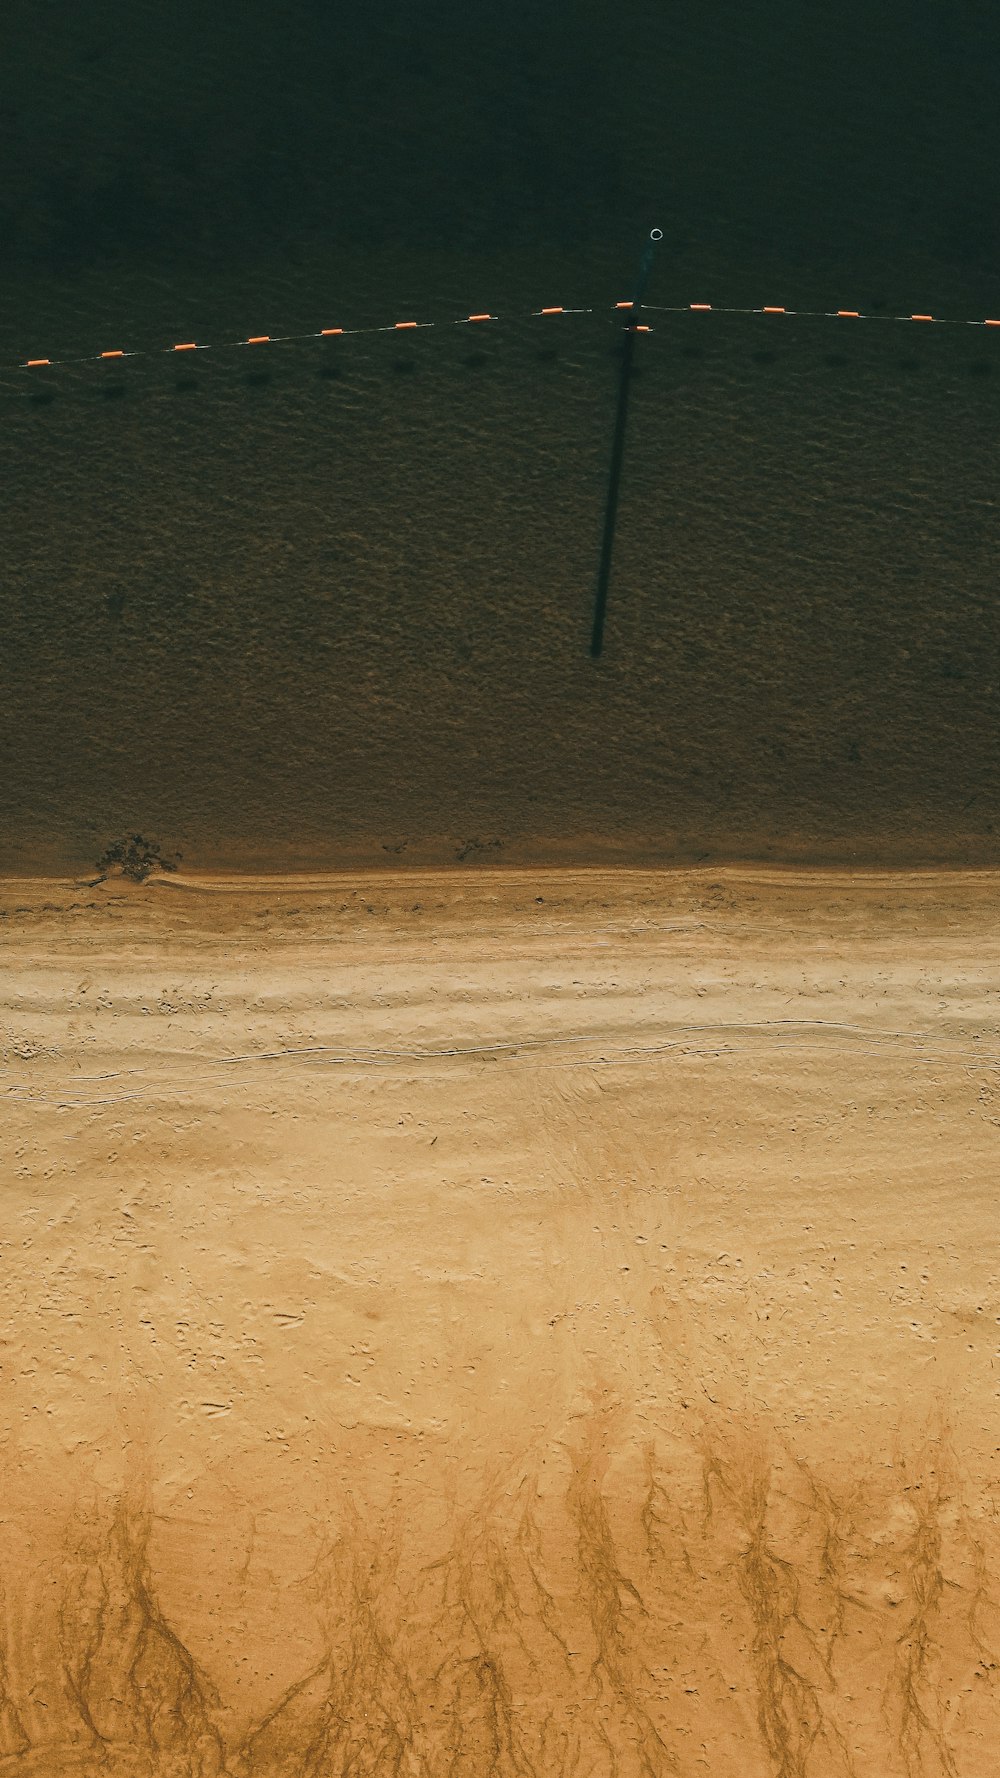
[3, 288, 999, 874]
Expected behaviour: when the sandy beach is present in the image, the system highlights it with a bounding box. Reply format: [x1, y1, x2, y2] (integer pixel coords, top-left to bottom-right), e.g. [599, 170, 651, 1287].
[2, 865, 999, 1776]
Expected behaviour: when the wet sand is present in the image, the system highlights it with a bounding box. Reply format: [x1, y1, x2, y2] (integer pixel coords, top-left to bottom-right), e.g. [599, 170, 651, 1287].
[3, 866, 999, 1775]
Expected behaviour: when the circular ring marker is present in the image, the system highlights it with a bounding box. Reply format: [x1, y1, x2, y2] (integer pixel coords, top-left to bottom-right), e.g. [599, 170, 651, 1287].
[650, 228, 663, 241]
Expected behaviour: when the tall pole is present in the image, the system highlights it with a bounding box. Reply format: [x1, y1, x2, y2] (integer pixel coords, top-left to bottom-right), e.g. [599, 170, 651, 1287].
[589, 227, 662, 658]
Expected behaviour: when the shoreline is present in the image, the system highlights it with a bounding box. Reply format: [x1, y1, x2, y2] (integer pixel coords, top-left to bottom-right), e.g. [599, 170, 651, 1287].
[5, 859, 1000, 893]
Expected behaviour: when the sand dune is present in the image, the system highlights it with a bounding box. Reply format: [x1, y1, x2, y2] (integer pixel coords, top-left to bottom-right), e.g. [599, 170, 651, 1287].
[2, 867, 999, 1776]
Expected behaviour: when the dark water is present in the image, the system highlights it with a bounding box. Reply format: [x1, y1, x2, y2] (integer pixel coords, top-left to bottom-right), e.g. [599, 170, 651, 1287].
[2, 0, 999, 872]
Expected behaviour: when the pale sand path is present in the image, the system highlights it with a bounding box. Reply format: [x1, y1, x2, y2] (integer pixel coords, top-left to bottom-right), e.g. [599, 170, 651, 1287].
[1, 867, 999, 1776]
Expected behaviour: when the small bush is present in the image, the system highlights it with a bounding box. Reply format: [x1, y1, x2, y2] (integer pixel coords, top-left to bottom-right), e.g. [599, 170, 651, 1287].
[93, 834, 180, 883]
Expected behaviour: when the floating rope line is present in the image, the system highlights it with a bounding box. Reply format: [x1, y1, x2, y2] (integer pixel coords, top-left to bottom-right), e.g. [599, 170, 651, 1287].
[12, 297, 1000, 373]
[16, 306, 588, 371]
[643, 302, 1000, 326]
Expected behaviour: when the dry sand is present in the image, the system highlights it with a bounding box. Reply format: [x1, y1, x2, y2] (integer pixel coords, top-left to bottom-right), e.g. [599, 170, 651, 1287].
[2, 865, 999, 1776]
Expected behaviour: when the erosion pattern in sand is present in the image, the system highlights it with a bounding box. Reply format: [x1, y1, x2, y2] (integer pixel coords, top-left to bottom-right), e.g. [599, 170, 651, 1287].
[2, 868, 999, 1776]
